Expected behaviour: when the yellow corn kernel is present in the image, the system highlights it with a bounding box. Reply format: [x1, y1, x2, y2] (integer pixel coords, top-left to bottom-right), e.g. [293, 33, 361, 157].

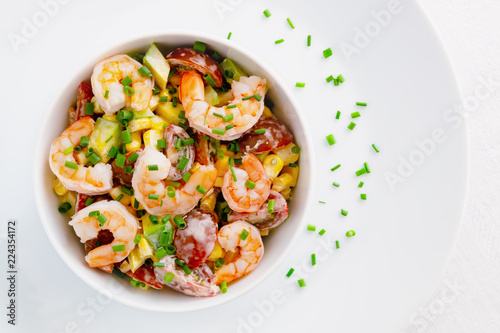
[130, 195, 144, 210]
[102, 115, 119, 123]
[214, 154, 230, 177]
[189, 161, 201, 174]
[125, 131, 142, 153]
[128, 235, 154, 273]
[128, 118, 153, 133]
[255, 151, 270, 163]
[273, 142, 299, 165]
[281, 165, 299, 187]
[150, 115, 168, 131]
[272, 173, 294, 192]
[143, 129, 163, 150]
[109, 187, 132, 206]
[53, 178, 68, 196]
[90, 97, 104, 114]
[155, 101, 184, 125]
[219, 144, 235, 157]
[280, 187, 292, 200]
[200, 190, 218, 212]
[119, 260, 131, 273]
[207, 241, 226, 261]
[262, 106, 274, 118]
[215, 176, 224, 187]
[260, 230, 269, 236]
[149, 95, 160, 111]
[263, 154, 284, 181]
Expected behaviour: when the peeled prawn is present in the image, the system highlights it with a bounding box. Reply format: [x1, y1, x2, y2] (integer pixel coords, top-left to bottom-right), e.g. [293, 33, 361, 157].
[49, 116, 112, 195]
[131, 146, 217, 216]
[214, 221, 264, 284]
[180, 70, 266, 140]
[222, 153, 270, 212]
[91, 54, 154, 115]
[69, 200, 138, 267]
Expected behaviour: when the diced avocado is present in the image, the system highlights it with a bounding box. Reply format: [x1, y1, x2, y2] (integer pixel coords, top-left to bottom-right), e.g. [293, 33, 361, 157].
[217, 90, 233, 106]
[144, 43, 170, 90]
[221, 58, 247, 84]
[89, 117, 122, 163]
[143, 215, 174, 250]
[155, 101, 184, 125]
[204, 85, 219, 105]
[132, 109, 155, 119]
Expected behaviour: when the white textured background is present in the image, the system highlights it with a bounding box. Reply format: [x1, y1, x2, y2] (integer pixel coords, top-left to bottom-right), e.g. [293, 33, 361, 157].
[408, 0, 500, 332]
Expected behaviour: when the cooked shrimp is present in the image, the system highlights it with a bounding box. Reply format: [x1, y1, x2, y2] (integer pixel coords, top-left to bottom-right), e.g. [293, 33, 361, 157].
[180, 70, 266, 140]
[91, 54, 154, 115]
[49, 116, 113, 195]
[69, 200, 138, 268]
[214, 221, 264, 284]
[222, 153, 270, 213]
[131, 146, 217, 216]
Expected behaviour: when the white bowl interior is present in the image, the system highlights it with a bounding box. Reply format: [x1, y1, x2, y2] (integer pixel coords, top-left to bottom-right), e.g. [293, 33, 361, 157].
[34, 31, 314, 312]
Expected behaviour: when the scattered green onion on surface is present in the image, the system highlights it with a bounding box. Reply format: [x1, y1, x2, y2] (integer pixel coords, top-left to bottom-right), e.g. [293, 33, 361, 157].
[115, 194, 124, 202]
[263, 9, 272, 18]
[112, 244, 125, 252]
[336, 110, 341, 119]
[351, 112, 361, 118]
[148, 164, 159, 171]
[227, 32, 232, 40]
[239, 229, 249, 240]
[157, 139, 167, 149]
[193, 41, 207, 53]
[245, 180, 256, 189]
[360, 193, 367, 200]
[356, 168, 366, 176]
[348, 122, 356, 130]
[221, 281, 228, 294]
[134, 234, 142, 244]
[196, 185, 207, 194]
[286, 268, 294, 278]
[85, 103, 94, 115]
[287, 18, 295, 29]
[174, 216, 186, 229]
[326, 134, 336, 146]
[311, 253, 316, 266]
[254, 129, 266, 135]
[356, 102, 367, 107]
[346, 230, 356, 237]
[364, 162, 371, 173]
[267, 199, 275, 214]
[138, 66, 152, 78]
[121, 186, 133, 196]
[148, 194, 159, 200]
[153, 262, 165, 268]
[58, 202, 72, 213]
[358, 181, 364, 188]
[63, 147, 73, 155]
[318, 201, 326, 204]
[85, 197, 94, 206]
[298, 279, 306, 287]
[341, 209, 348, 216]
[332, 182, 340, 187]
[307, 35, 311, 46]
[323, 48, 333, 58]
[336, 240, 340, 249]
[164, 272, 174, 283]
[275, 39, 285, 44]
[307, 224, 316, 231]
[295, 82, 306, 88]
[372, 144, 380, 153]
[64, 161, 78, 170]
[331, 164, 341, 172]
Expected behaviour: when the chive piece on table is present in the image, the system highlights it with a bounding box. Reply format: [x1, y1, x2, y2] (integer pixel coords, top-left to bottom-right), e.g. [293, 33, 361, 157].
[341, 209, 348, 216]
[307, 224, 316, 231]
[287, 18, 295, 29]
[263, 9, 272, 18]
[331, 164, 341, 172]
[295, 82, 306, 88]
[286, 268, 294, 278]
[298, 279, 306, 287]
[346, 230, 356, 237]
[360, 193, 367, 200]
[239, 229, 249, 240]
[326, 134, 336, 146]
[348, 122, 356, 130]
[323, 48, 333, 58]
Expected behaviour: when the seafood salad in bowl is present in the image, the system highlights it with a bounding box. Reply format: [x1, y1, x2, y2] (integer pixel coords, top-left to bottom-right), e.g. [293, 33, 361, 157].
[46, 39, 304, 300]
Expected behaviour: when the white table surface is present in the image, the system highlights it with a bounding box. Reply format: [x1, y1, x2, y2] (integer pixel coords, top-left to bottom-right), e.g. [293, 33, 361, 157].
[1, 0, 499, 332]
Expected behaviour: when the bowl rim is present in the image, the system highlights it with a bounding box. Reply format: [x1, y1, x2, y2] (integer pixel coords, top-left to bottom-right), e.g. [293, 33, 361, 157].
[33, 29, 316, 312]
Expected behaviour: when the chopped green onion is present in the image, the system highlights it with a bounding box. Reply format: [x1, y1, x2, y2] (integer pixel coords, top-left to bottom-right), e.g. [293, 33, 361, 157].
[341, 209, 348, 216]
[85, 103, 94, 115]
[182, 265, 192, 275]
[356, 168, 366, 176]
[225, 123, 234, 130]
[215, 258, 225, 269]
[168, 68, 176, 79]
[169, 181, 181, 188]
[174, 216, 186, 229]
[360, 193, 367, 200]
[200, 136, 210, 140]
[287, 18, 295, 29]
[127, 152, 138, 164]
[239, 229, 249, 240]
[148, 164, 159, 171]
[74, 145, 82, 152]
[263, 9, 271, 17]
[242, 95, 253, 101]
[211, 50, 220, 61]
[319, 229, 326, 236]
[337, 75, 345, 83]
[124, 86, 135, 96]
[176, 156, 190, 171]
[122, 130, 132, 144]
[172, 97, 178, 107]
[221, 281, 228, 293]
[168, 87, 177, 95]
[166, 245, 176, 255]
[323, 48, 333, 58]
[64, 161, 78, 170]
[115, 194, 124, 202]
[159, 96, 169, 102]
[155, 247, 167, 259]
[336, 240, 340, 249]
[318, 201, 326, 204]
[63, 147, 73, 155]
[326, 134, 336, 146]
[311, 253, 316, 266]
[358, 181, 364, 188]
[157, 139, 166, 149]
[254, 129, 266, 135]
[212, 128, 225, 136]
[223, 114, 234, 123]
[234, 158, 242, 165]
[364, 162, 371, 173]
[104, 90, 109, 99]
[227, 32, 232, 40]
[97, 214, 108, 226]
[107, 146, 119, 159]
[356, 102, 367, 107]
[346, 230, 356, 237]
[85, 197, 94, 206]
[334, 78, 339, 86]
[351, 112, 361, 118]
[112, 244, 125, 252]
[138, 66, 152, 78]
[153, 85, 161, 95]
[58, 202, 72, 213]
[265, 99, 274, 109]
[153, 262, 165, 268]
[288, 163, 297, 167]
[182, 172, 192, 182]
[372, 144, 380, 153]
[124, 165, 134, 174]
[121, 186, 133, 196]
[245, 180, 256, 189]
[196, 185, 207, 194]
[88, 153, 101, 165]
[297, 279, 306, 287]
[162, 215, 171, 224]
[80, 136, 89, 147]
[267, 199, 275, 214]
[117, 110, 133, 121]
[326, 75, 334, 83]
[174, 138, 182, 150]
[253, 93, 262, 101]
[291, 146, 300, 154]
[105, 134, 114, 143]
[182, 138, 194, 146]
[164, 272, 174, 283]
[121, 76, 132, 86]
[307, 35, 311, 46]
[348, 122, 356, 130]
[88, 210, 100, 217]
[307, 224, 316, 231]
[336, 110, 341, 119]
[167, 186, 175, 198]
[332, 182, 340, 187]
[193, 41, 207, 53]
[275, 39, 284, 44]
[133, 234, 142, 244]
[203, 73, 216, 87]
[226, 104, 237, 109]
[230, 166, 237, 182]
[148, 194, 159, 200]
[286, 268, 294, 278]
[136, 209, 146, 218]
[295, 82, 306, 88]
[213, 112, 224, 118]
[331, 164, 341, 172]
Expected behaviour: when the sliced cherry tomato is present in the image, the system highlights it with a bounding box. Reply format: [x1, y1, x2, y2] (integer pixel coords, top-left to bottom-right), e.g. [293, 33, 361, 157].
[195, 132, 213, 165]
[111, 149, 142, 186]
[74, 81, 94, 123]
[227, 190, 288, 230]
[174, 209, 218, 269]
[125, 263, 164, 289]
[154, 255, 219, 296]
[166, 48, 224, 87]
[239, 117, 293, 153]
[164, 125, 195, 180]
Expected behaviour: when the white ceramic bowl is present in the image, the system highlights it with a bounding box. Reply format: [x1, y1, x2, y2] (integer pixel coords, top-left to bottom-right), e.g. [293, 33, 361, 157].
[33, 31, 314, 312]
